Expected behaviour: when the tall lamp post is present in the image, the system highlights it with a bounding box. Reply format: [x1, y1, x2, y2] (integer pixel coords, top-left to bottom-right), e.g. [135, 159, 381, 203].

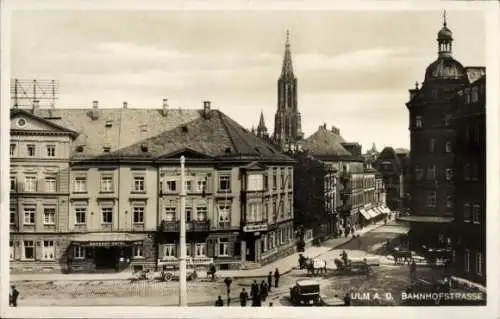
[179, 156, 187, 306]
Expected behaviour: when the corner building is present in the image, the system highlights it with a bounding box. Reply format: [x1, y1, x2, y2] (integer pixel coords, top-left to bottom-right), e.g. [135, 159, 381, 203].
[9, 100, 294, 273]
[403, 16, 485, 251]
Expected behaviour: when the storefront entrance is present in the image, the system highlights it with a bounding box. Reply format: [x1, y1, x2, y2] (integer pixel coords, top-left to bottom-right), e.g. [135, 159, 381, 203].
[246, 239, 256, 262]
[94, 247, 119, 270]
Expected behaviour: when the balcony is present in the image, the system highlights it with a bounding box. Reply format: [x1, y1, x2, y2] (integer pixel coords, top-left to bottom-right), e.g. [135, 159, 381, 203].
[160, 220, 211, 232]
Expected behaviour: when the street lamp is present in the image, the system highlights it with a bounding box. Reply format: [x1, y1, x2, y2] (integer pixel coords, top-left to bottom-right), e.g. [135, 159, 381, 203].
[179, 156, 187, 306]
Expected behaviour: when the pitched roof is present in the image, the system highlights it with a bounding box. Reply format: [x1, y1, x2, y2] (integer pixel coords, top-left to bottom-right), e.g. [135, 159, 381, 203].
[27, 107, 292, 163]
[302, 124, 351, 158]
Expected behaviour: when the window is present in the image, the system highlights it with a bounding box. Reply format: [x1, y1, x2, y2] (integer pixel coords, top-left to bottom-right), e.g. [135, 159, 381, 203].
[444, 114, 452, 127]
[288, 169, 292, 189]
[218, 238, 229, 256]
[429, 139, 436, 153]
[426, 191, 436, 208]
[472, 204, 481, 224]
[46, 145, 56, 157]
[476, 251, 483, 275]
[463, 202, 471, 222]
[74, 246, 86, 259]
[164, 244, 176, 258]
[219, 175, 231, 192]
[471, 87, 479, 103]
[27, 144, 36, 157]
[280, 174, 285, 189]
[464, 249, 471, 272]
[196, 206, 207, 221]
[272, 172, 277, 189]
[445, 168, 453, 181]
[44, 176, 57, 192]
[23, 207, 35, 225]
[426, 165, 436, 180]
[415, 116, 423, 128]
[185, 206, 192, 222]
[288, 198, 293, 216]
[186, 180, 193, 193]
[43, 207, 56, 225]
[446, 195, 453, 209]
[264, 174, 269, 190]
[74, 177, 87, 192]
[42, 240, 55, 260]
[75, 207, 87, 224]
[164, 206, 176, 221]
[10, 144, 16, 156]
[196, 179, 206, 193]
[465, 92, 471, 104]
[10, 241, 14, 260]
[133, 176, 145, 192]
[218, 202, 231, 226]
[100, 175, 113, 192]
[24, 176, 37, 192]
[195, 243, 206, 257]
[10, 176, 16, 191]
[464, 164, 471, 181]
[415, 165, 424, 180]
[23, 240, 35, 260]
[133, 206, 144, 224]
[101, 207, 113, 224]
[10, 207, 15, 224]
[166, 180, 177, 192]
[263, 202, 268, 221]
[247, 174, 264, 191]
[445, 141, 452, 153]
[132, 245, 144, 258]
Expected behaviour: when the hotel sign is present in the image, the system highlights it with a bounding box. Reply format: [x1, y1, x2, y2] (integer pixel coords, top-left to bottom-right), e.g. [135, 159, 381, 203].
[243, 224, 268, 232]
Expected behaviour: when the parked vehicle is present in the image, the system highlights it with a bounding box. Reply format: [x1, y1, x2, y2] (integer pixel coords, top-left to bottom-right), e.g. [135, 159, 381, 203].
[289, 280, 322, 306]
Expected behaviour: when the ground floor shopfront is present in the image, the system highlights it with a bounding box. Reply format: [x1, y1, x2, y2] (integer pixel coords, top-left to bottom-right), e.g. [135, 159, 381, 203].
[9, 232, 155, 273]
[398, 217, 454, 252]
[359, 205, 390, 228]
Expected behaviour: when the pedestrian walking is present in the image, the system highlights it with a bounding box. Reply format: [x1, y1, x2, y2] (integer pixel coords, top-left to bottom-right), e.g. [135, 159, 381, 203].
[260, 280, 268, 302]
[215, 295, 224, 307]
[274, 268, 280, 288]
[409, 259, 417, 284]
[209, 263, 217, 281]
[343, 293, 351, 306]
[224, 277, 233, 296]
[269, 302, 273, 307]
[10, 285, 19, 307]
[239, 288, 249, 307]
[267, 271, 273, 292]
[250, 280, 259, 302]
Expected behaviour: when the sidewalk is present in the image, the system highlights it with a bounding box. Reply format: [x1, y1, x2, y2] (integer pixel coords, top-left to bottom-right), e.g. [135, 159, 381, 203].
[10, 221, 387, 282]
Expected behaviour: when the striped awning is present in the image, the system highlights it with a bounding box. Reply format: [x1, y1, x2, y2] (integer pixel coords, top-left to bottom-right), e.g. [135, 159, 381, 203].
[71, 232, 145, 247]
[366, 209, 378, 218]
[359, 209, 372, 220]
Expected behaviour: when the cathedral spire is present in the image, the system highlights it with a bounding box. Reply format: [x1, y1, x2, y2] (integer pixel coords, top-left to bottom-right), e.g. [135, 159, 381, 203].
[258, 111, 267, 130]
[281, 30, 294, 76]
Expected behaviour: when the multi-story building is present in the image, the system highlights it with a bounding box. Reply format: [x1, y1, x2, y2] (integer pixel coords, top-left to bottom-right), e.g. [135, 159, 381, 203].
[452, 74, 486, 285]
[375, 147, 410, 212]
[9, 99, 295, 273]
[403, 15, 485, 251]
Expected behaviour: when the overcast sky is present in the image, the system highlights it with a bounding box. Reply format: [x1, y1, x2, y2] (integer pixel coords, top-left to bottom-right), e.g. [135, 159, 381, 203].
[11, 10, 486, 150]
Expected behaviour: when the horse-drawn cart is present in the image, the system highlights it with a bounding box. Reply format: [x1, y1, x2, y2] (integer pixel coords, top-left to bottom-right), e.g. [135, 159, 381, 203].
[333, 253, 379, 275]
[157, 257, 213, 281]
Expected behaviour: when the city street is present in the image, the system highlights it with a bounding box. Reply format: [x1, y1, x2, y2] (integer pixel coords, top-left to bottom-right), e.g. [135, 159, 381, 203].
[11, 222, 448, 307]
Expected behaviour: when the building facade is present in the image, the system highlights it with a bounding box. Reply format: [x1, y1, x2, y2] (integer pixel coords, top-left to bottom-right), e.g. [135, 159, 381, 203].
[452, 75, 486, 285]
[375, 147, 410, 212]
[10, 100, 295, 273]
[403, 15, 485, 252]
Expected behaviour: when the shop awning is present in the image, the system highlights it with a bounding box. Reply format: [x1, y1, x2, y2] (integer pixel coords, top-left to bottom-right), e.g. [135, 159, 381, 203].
[359, 209, 372, 220]
[365, 209, 377, 219]
[71, 232, 145, 247]
[373, 207, 384, 216]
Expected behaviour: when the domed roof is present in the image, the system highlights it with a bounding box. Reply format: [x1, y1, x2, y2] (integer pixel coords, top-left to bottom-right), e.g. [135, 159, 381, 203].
[437, 25, 452, 40]
[424, 57, 467, 81]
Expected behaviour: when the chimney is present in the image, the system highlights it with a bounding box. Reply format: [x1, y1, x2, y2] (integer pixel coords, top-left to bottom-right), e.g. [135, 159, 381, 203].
[331, 126, 340, 135]
[203, 100, 211, 118]
[32, 100, 40, 113]
[91, 100, 99, 120]
[162, 98, 169, 116]
[123, 101, 128, 109]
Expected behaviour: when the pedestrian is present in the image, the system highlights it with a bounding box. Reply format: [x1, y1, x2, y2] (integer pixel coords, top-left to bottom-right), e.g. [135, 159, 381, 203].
[10, 285, 19, 307]
[409, 259, 417, 283]
[269, 302, 273, 307]
[224, 277, 233, 297]
[239, 288, 249, 307]
[274, 268, 280, 288]
[250, 280, 259, 305]
[209, 263, 217, 281]
[215, 295, 224, 307]
[260, 280, 268, 302]
[343, 293, 351, 306]
[267, 271, 273, 291]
